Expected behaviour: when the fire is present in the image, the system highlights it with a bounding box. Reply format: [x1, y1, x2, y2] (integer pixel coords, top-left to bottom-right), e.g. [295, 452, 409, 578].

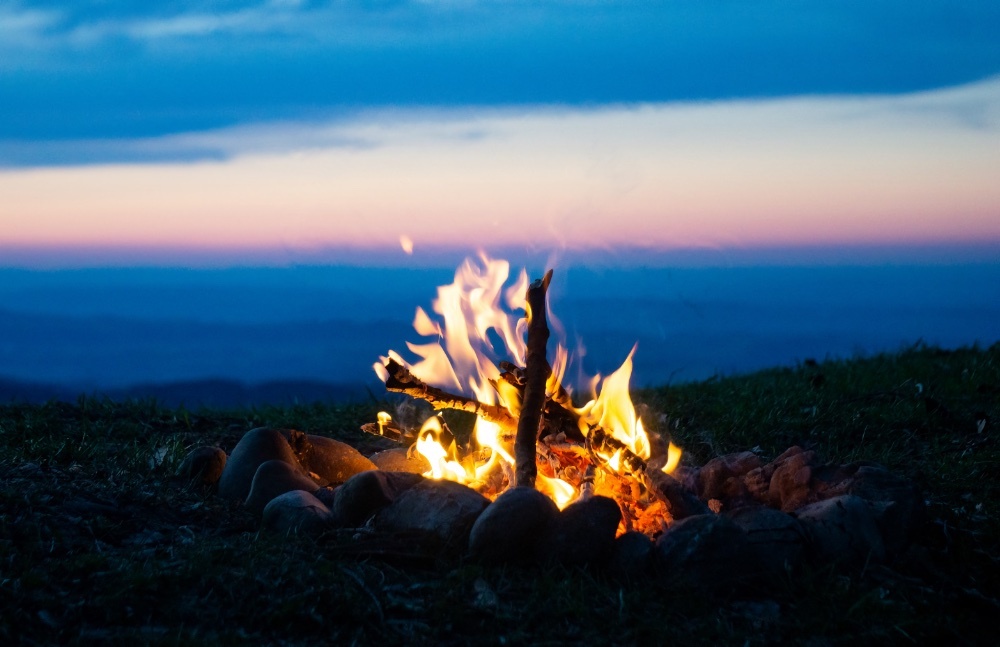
[414, 416, 466, 483]
[372, 252, 682, 532]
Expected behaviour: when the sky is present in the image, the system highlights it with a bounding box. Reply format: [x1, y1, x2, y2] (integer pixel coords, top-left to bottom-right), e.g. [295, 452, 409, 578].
[2, 0, 1000, 266]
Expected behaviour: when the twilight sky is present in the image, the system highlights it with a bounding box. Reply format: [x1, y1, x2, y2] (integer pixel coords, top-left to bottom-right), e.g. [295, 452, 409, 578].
[2, 1, 999, 266]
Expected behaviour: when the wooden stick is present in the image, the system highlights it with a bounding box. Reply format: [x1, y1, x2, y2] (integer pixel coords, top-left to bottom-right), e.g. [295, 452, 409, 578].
[514, 269, 553, 488]
[381, 358, 519, 430]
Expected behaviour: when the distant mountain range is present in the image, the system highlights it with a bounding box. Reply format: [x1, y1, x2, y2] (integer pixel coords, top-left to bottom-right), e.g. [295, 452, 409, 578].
[0, 376, 372, 409]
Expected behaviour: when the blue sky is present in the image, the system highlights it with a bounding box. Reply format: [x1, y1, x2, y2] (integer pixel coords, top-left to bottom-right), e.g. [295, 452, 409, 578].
[4, 1, 999, 163]
[1, 1, 999, 265]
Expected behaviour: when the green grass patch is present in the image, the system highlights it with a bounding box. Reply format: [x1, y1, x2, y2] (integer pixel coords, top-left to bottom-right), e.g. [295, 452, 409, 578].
[1, 343, 998, 644]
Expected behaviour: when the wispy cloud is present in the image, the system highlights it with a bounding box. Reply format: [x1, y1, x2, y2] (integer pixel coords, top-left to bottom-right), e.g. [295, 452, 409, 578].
[2, 77, 997, 256]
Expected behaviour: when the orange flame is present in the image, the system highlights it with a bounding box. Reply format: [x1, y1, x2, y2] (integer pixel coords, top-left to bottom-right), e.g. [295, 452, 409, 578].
[374, 252, 681, 510]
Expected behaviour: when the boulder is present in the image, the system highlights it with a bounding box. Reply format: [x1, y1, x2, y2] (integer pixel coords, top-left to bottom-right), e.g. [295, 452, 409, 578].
[654, 514, 759, 592]
[539, 496, 622, 567]
[607, 531, 654, 582]
[369, 448, 430, 475]
[177, 446, 227, 487]
[727, 506, 807, 577]
[301, 434, 377, 486]
[847, 465, 924, 558]
[333, 470, 425, 527]
[656, 474, 711, 521]
[245, 460, 320, 516]
[218, 428, 304, 501]
[261, 490, 334, 535]
[468, 487, 560, 565]
[375, 479, 490, 548]
[794, 494, 885, 567]
[696, 451, 761, 500]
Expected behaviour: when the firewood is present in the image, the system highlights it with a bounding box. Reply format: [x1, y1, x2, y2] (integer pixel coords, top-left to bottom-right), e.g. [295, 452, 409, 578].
[514, 270, 553, 488]
[381, 357, 519, 430]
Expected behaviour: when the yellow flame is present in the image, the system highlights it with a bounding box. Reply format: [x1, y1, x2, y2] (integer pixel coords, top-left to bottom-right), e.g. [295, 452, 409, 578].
[537, 474, 576, 510]
[662, 442, 683, 475]
[373, 253, 682, 513]
[400, 235, 414, 254]
[377, 411, 392, 435]
[415, 417, 466, 483]
[576, 345, 651, 460]
[380, 253, 528, 407]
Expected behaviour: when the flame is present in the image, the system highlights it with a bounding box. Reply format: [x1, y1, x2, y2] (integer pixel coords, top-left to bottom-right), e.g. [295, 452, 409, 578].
[373, 252, 682, 515]
[537, 474, 576, 510]
[382, 253, 527, 405]
[662, 442, 683, 475]
[377, 411, 392, 435]
[414, 417, 467, 483]
[576, 345, 651, 460]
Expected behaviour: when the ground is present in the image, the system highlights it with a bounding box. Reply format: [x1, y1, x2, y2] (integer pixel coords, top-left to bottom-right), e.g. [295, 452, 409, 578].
[1, 343, 998, 645]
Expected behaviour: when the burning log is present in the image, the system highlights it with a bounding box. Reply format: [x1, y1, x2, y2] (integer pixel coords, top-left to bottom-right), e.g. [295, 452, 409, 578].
[514, 270, 553, 489]
[381, 357, 518, 431]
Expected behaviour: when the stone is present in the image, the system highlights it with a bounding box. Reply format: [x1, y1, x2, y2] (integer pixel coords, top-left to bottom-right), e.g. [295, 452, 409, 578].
[794, 495, 885, 567]
[468, 487, 560, 565]
[261, 490, 334, 535]
[727, 506, 807, 577]
[607, 531, 654, 582]
[333, 470, 425, 527]
[369, 448, 430, 475]
[245, 460, 320, 516]
[696, 451, 762, 500]
[654, 514, 759, 592]
[176, 446, 227, 487]
[218, 428, 304, 501]
[656, 474, 711, 521]
[375, 479, 490, 548]
[767, 450, 817, 512]
[538, 496, 622, 567]
[300, 434, 377, 486]
[847, 465, 924, 559]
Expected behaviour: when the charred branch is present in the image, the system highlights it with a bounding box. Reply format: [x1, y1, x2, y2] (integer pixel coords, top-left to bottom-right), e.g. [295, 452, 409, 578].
[382, 357, 518, 431]
[514, 270, 553, 489]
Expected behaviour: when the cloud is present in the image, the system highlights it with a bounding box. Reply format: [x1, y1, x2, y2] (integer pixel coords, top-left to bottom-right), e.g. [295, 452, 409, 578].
[2, 2, 999, 145]
[0, 4, 62, 47]
[1, 76, 997, 257]
[3, 75, 998, 168]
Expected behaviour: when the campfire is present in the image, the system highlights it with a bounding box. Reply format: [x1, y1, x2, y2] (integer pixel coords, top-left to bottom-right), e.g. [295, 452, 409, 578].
[362, 253, 683, 536]
[185, 252, 924, 584]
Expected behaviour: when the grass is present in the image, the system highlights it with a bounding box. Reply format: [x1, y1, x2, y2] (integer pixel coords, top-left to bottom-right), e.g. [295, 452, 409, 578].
[1, 342, 998, 645]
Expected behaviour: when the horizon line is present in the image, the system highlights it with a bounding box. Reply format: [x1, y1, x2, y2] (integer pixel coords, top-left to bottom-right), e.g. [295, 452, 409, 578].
[2, 240, 998, 271]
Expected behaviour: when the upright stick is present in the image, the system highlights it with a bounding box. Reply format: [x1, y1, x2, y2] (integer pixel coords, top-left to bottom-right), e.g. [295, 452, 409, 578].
[514, 269, 553, 488]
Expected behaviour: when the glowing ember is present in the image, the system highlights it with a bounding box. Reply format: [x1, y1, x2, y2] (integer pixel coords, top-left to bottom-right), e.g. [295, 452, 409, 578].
[370, 252, 683, 536]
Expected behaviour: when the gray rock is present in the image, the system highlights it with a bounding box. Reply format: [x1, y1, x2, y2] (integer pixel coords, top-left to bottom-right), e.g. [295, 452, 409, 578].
[656, 474, 711, 520]
[654, 514, 759, 592]
[333, 470, 425, 527]
[261, 490, 334, 535]
[301, 434, 377, 486]
[369, 448, 430, 475]
[375, 479, 490, 548]
[794, 494, 885, 567]
[727, 506, 807, 577]
[468, 487, 559, 565]
[848, 465, 924, 559]
[539, 496, 622, 567]
[608, 531, 654, 582]
[218, 428, 304, 501]
[177, 446, 227, 487]
[245, 460, 320, 516]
